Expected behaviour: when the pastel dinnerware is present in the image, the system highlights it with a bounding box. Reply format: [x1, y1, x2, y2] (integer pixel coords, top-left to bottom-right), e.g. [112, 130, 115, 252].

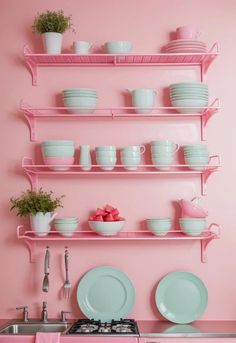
[54, 217, 79, 237]
[43, 157, 74, 171]
[73, 40, 92, 54]
[104, 41, 133, 54]
[88, 219, 126, 236]
[179, 218, 206, 236]
[151, 140, 179, 170]
[79, 145, 92, 171]
[178, 197, 208, 218]
[147, 217, 172, 236]
[176, 26, 200, 40]
[128, 88, 156, 114]
[95, 146, 116, 171]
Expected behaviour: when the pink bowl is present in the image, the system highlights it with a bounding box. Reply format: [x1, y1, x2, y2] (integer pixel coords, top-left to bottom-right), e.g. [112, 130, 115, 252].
[178, 199, 208, 218]
[43, 157, 74, 171]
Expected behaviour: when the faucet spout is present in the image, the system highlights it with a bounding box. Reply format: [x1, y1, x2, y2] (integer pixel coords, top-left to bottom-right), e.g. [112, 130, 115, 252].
[41, 301, 48, 322]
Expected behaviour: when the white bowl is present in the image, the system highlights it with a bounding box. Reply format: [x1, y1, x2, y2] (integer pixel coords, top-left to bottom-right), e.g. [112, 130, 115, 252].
[104, 41, 133, 54]
[88, 220, 126, 236]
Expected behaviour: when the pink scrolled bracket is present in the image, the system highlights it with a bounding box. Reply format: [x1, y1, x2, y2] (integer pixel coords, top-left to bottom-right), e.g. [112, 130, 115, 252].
[201, 222, 221, 263]
[22, 157, 38, 191]
[20, 102, 37, 141]
[23, 45, 37, 86]
[17, 226, 37, 263]
[201, 98, 220, 140]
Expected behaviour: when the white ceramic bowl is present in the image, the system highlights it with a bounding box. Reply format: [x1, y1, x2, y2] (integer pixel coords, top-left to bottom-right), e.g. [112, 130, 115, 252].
[104, 41, 133, 54]
[88, 220, 126, 236]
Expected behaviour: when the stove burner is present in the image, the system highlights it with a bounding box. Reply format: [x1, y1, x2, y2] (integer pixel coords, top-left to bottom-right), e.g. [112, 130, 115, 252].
[68, 318, 139, 335]
[99, 323, 111, 333]
[77, 324, 99, 333]
[112, 324, 133, 333]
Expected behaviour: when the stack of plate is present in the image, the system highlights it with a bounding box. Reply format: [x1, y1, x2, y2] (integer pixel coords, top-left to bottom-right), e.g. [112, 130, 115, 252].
[63, 88, 98, 114]
[170, 82, 208, 114]
[165, 39, 207, 53]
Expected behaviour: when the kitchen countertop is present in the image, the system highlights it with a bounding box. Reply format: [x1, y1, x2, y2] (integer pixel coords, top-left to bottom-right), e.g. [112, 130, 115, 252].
[1, 319, 236, 338]
[138, 320, 236, 337]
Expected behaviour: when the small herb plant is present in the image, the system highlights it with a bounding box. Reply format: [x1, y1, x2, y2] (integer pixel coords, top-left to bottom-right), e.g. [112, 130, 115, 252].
[32, 10, 73, 34]
[10, 188, 64, 216]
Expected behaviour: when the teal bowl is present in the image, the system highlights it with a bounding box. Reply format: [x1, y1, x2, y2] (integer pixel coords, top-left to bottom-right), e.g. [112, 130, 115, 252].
[42, 140, 74, 146]
[179, 218, 206, 236]
[42, 145, 75, 157]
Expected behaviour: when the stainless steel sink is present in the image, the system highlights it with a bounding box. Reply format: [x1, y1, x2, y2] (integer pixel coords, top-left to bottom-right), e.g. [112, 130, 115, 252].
[0, 322, 72, 335]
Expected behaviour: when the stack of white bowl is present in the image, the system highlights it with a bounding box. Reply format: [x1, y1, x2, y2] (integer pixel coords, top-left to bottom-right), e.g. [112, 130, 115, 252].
[95, 146, 117, 171]
[170, 83, 208, 113]
[146, 217, 172, 236]
[63, 88, 98, 114]
[54, 217, 79, 237]
[41, 140, 75, 171]
[183, 144, 209, 170]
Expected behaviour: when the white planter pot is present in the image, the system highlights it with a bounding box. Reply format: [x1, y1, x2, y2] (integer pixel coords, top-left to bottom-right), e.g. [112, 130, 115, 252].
[42, 32, 63, 54]
[30, 212, 57, 237]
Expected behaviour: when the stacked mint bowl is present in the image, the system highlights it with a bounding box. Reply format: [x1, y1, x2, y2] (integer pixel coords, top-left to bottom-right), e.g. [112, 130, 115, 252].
[41, 140, 75, 171]
[183, 144, 209, 170]
[170, 82, 208, 113]
[54, 217, 79, 236]
[63, 88, 98, 114]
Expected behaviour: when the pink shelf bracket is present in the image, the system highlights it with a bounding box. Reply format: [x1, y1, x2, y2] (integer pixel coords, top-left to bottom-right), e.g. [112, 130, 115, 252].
[20, 101, 37, 141]
[200, 43, 219, 82]
[201, 223, 221, 262]
[201, 98, 220, 140]
[23, 45, 38, 86]
[17, 226, 37, 262]
[22, 157, 38, 191]
[201, 155, 221, 195]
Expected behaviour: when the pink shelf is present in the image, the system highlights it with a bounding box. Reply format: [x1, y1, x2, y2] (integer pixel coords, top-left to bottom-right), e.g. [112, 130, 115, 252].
[22, 156, 221, 196]
[23, 44, 219, 85]
[21, 99, 220, 141]
[17, 224, 221, 263]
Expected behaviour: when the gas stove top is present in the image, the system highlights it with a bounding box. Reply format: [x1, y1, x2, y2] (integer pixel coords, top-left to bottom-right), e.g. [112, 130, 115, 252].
[68, 319, 139, 336]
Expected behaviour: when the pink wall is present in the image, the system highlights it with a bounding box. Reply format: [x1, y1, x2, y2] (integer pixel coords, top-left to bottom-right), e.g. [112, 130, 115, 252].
[0, 0, 235, 321]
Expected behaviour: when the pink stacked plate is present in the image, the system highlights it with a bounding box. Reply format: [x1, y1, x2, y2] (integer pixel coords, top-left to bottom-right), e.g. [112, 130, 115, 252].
[165, 39, 207, 53]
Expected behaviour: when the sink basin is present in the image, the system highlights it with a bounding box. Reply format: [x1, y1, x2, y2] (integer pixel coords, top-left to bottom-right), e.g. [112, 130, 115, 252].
[0, 322, 71, 335]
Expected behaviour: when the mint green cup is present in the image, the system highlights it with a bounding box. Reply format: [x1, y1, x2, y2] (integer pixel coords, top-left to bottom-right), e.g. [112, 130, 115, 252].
[147, 217, 172, 236]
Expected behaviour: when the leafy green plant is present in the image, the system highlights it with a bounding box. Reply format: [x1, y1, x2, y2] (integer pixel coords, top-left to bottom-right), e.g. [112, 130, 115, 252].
[10, 188, 64, 216]
[32, 10, 73, 34]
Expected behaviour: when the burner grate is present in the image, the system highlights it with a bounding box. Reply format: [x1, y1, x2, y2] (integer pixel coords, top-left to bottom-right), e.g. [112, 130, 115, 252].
[68, 318, 139, 335]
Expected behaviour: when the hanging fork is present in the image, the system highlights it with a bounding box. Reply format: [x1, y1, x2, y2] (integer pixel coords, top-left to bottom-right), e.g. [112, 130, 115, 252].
[63, 247, 71, 299]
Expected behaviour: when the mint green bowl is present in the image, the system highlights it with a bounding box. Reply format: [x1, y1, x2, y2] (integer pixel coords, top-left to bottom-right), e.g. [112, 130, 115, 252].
[42, 145, 75, 157]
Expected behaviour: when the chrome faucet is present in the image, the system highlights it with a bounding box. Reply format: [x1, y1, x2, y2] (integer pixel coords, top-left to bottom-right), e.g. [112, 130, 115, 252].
[16, 306, 28, 322]
[60, 310, 71, 323]
[41, 301, 48, 322]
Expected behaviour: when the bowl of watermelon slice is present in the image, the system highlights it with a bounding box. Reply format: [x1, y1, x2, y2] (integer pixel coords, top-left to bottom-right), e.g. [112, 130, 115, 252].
[88, 204, 126, 236]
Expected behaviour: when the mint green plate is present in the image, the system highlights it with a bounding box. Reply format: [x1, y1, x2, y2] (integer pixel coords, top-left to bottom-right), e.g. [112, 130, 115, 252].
[77, 266, 135, 321]
[155, 271, 208, 324]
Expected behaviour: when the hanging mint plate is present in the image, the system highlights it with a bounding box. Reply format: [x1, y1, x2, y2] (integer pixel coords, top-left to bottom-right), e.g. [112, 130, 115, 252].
[155, 271, 208, 324]
[77, 266, 135, 322]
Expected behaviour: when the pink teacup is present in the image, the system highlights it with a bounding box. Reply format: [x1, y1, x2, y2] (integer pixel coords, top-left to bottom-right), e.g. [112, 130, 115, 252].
[176, 26, 200, 40]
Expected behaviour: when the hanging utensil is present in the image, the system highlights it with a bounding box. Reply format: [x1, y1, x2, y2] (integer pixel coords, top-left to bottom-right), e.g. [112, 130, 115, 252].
[42, 246, 50, 293]
[63, 246, 71, 299]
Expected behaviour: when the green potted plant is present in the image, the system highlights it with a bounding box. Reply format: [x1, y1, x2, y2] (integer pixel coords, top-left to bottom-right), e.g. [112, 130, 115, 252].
[10, 188, 64, 236]
[32, 10, 73, 54]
